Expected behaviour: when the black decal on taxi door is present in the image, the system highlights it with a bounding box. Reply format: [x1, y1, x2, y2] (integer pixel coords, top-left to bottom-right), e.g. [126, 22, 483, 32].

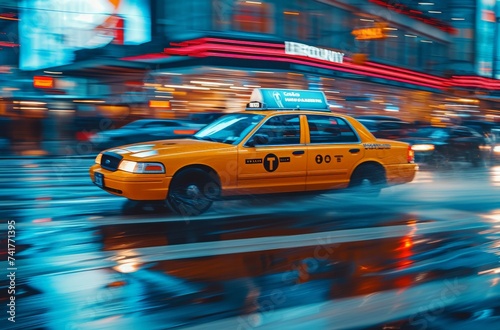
[263, 153, 279, 172]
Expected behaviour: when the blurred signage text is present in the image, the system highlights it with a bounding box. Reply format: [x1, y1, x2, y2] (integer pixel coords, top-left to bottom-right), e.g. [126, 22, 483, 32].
[352, 23, 387, 40]
[149, 100, 171, 108]
[285, 41, 344, 64]
[33, 76, 54, 89]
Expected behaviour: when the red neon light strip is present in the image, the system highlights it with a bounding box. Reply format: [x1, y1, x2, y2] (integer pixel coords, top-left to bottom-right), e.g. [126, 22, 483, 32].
[166, 38, 448, 85]
[122, 38, 500, 91]
[165, 43, 441, 85]
[165, 42, 446, 89]
[201, 51, 443, 90]
[450, 76, 500, 89]
[121, 53, 169, 61]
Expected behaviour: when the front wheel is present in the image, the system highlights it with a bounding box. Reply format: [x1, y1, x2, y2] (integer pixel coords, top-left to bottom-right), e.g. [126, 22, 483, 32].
[348, 164, 386, 197]
[167, 168, 220, 216]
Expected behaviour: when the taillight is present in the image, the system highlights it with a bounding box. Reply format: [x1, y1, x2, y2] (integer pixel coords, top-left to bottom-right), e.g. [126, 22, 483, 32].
[407, 145, 415, 163]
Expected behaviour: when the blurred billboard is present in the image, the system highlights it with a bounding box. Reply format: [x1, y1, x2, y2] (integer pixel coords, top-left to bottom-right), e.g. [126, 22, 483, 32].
[19, 0, 151, 70]
[476, 0, 499, 77]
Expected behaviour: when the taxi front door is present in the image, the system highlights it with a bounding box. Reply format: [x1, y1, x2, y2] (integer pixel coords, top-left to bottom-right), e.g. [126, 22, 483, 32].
[237, 114, 307, 195]
[305, 115, 365, 191]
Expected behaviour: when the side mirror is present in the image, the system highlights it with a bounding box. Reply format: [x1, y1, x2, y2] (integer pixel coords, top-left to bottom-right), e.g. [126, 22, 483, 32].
[247, 133, 269, 147]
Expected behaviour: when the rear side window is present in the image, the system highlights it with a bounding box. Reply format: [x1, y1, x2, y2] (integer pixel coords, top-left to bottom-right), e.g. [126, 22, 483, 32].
[307, 115, 359, 144]
[253, 114, 301, 145]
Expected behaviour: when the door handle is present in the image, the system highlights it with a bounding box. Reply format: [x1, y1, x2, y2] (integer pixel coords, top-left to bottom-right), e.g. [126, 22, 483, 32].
[349, 148, 360, 153]
[292, 150, 305, 155]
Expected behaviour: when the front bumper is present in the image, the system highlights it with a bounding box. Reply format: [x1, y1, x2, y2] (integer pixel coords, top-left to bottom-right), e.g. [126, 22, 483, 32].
[89, 164, 171, 200]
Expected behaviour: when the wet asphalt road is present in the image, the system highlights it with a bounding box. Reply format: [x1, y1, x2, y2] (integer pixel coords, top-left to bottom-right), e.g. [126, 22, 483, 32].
[0, 157, 499, 330]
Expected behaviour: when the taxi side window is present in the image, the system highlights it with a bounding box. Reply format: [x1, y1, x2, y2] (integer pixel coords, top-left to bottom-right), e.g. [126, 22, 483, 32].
[307, 115, 359, 143]
[253, 114, 301, 145]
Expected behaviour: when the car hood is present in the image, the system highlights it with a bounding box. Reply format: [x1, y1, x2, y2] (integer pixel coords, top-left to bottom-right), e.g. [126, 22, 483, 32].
[103, 138, 235, 160]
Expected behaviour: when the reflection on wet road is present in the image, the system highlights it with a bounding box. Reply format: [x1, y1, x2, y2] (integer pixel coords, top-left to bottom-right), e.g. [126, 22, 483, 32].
[1, 158, 499, 329]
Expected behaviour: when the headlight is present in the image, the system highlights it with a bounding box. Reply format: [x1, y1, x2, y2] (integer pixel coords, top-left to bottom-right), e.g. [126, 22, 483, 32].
[118, 160, 165, 174]
[95, 153, 102, 164]
[411, 144, 435, 151]
[494, 145, 500, 153]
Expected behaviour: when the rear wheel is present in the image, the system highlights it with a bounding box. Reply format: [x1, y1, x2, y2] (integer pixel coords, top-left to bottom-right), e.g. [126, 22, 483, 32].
[167, 168, 220, 216]
[348, 164, 386, 196]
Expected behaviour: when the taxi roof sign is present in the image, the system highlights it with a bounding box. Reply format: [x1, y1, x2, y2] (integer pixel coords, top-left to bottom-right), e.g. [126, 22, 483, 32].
[246, 88, 329, 111]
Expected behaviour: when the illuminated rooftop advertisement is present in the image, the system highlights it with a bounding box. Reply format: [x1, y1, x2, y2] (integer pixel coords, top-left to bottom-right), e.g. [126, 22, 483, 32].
[19, 0, 151, 70]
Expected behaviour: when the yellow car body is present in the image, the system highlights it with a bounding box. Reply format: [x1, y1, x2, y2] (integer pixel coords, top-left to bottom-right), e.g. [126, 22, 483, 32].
[90, 89, 417, 215]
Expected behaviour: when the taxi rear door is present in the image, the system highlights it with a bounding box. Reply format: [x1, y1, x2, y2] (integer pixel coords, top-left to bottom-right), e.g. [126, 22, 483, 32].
[237, 114, 307, 194]
[305, 114, 365, 191]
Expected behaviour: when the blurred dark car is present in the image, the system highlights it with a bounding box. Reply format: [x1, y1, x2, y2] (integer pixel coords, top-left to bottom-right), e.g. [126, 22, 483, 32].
[187, 112, 225, 128]
[461, 119, 498, 137]
[357, 118, 414, 140]
[400, 125, 487, 167]
[90, 119, 199, 150]
[460, 120, 500, 160]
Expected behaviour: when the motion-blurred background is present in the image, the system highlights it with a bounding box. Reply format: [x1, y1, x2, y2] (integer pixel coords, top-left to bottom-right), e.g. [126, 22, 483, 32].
[0, 0, 499, 157]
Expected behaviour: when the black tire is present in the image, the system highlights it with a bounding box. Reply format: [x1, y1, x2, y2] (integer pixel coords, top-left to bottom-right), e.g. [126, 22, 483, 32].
[348, 164, 386, 196]
[167, 168, 220, 216]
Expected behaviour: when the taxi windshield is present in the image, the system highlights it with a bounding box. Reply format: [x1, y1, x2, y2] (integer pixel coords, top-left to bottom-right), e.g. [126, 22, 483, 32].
[193, 113, 265, 144]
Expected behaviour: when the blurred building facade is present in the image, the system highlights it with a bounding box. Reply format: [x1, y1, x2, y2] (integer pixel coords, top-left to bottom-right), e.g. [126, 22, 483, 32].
[0, 0, 499, 155]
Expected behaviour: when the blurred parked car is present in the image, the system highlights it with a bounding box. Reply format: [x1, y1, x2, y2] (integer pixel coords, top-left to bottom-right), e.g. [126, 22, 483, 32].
[187, 112, 226, 129]
[400, 125, 487, 167]
[90, 119, 199, 150]
[357, 119, 414, 140]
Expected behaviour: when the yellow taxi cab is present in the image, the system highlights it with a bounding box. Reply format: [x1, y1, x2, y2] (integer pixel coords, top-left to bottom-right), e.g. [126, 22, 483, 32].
[90, 88, 418, 216]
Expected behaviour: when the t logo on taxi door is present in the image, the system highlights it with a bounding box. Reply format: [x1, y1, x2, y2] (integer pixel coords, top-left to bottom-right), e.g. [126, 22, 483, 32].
[264, 153, 279, 172]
